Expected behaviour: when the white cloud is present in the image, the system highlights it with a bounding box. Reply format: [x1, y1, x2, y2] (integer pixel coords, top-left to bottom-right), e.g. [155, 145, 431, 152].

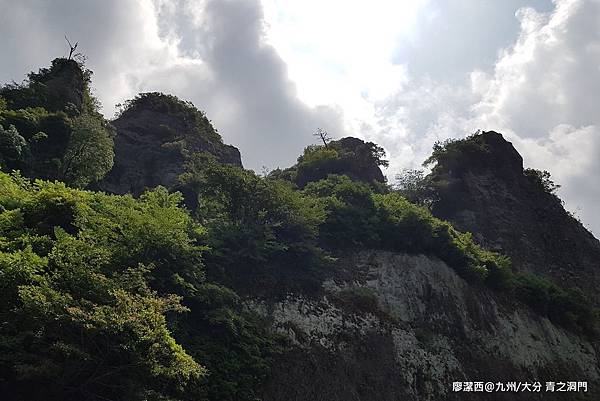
[470, 0, 600, 233]
[260, 0, 425, 135]
[0, 0, 185, 117]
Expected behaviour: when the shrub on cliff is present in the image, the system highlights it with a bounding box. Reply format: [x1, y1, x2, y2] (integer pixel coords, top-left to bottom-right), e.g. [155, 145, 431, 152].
[300, 174, 509, 284]
[514, 273, 597, 335]
[303, 174, 380, 248]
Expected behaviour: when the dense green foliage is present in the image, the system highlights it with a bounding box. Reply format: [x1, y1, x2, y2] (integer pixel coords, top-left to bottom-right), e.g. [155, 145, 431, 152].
[60, 114, 114, 187]
[303, 175, 381, 248]
[174, 282, 283, 401]
[0, 173, 203, 400]
[0, 171, 282, 401]
[0, 124, 27, 169]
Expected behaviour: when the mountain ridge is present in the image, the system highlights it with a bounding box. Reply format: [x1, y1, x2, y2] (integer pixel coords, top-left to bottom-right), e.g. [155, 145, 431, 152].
[1, 58, 599, 401]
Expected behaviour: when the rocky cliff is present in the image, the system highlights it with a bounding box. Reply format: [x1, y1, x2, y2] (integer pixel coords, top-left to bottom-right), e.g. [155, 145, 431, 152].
[252, 251, 599, 400]
[329, 137, 387, 184]
[245, 131, 600, 400]
[427, 131, 600, 305]
[97, 92, 242, 195]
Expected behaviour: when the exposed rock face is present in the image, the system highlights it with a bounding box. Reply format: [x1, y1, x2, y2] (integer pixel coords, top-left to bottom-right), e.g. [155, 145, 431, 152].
[97, 94, 242, 195]
[251, 251, 599, 400]
[330, 137, 386, 184]
[429, 131, 600, 304]
[33, 59, 87, 112]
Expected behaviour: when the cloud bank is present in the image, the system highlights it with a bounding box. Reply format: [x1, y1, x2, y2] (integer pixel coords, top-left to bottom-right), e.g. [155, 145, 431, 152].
[0, 0, 345, 170]
[0, 0, 599, 234]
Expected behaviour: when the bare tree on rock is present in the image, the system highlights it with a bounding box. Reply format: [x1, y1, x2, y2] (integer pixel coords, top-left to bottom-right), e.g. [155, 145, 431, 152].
[314, 128, 332, 148]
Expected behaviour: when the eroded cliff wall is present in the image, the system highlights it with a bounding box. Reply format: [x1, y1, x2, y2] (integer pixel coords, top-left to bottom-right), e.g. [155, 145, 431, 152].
[252, 251, 599, 400]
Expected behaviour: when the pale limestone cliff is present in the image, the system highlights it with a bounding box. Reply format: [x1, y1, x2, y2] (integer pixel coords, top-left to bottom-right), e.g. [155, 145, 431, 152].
[251, 251, 599, 400]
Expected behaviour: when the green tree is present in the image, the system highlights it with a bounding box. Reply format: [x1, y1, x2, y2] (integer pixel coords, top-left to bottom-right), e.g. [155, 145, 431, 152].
[60, 114, 113, 187]
[0, 124, 28, 170]
[0, 173, 205, 401]
[524, 168, 561, 194]
[393, 168, 438, 209]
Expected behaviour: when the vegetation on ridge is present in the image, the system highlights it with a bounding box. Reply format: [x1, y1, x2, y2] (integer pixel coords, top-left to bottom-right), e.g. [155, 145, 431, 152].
[115, 92, 224, 144]
[269, 136, 388, 188]
[0, 58, 113, 188]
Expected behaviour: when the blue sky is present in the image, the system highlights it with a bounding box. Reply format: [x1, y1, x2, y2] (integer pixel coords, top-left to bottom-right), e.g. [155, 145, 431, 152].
[1, 0, 599, 235]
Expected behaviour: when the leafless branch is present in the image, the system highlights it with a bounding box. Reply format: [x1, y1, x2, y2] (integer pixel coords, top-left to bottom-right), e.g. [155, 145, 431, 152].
[65, 35, 79, 60]
[314, 128, 331, 148]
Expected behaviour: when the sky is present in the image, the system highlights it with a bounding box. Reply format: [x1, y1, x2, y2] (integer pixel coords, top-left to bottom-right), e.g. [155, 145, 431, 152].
[0, 0, 599, 235]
